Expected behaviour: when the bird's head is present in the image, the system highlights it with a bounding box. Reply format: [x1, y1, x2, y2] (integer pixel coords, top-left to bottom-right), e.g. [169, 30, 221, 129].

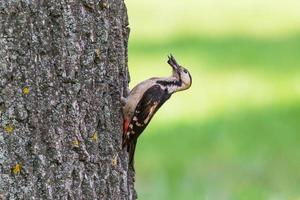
[167, 54, 192, 91]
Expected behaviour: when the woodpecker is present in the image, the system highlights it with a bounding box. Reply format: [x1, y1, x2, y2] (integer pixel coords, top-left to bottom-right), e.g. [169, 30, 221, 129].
[122, 55, 192, 168]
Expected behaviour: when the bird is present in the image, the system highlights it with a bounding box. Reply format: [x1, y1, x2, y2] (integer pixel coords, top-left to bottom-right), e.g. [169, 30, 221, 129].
[122, 55, 192, 169]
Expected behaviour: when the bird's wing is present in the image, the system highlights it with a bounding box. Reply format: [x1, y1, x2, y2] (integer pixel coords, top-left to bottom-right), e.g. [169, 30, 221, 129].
[126, 85, 171, 140]
[123, 84, 171, 167]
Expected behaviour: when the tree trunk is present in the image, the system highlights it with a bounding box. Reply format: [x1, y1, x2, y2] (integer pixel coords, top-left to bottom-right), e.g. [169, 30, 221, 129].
[0, 0, 135, 199]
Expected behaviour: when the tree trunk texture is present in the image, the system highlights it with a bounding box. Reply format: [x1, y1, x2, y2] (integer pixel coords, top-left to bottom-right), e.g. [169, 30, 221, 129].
[0, 0, 135, 199]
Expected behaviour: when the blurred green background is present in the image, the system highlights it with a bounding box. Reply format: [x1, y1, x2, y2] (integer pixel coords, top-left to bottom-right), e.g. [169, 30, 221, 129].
[126, 0, 300, 199]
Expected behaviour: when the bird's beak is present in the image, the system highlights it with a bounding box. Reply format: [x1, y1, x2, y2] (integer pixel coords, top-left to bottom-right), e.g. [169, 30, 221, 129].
[167, 54, 180, 72]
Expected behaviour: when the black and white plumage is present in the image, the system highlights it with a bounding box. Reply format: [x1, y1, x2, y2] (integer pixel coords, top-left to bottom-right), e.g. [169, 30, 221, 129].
[122, 55, 192, 168]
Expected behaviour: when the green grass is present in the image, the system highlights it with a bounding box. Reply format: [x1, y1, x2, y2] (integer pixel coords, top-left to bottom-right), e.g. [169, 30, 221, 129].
[126, 0, 300, 199]
[135, 104, 300, 200]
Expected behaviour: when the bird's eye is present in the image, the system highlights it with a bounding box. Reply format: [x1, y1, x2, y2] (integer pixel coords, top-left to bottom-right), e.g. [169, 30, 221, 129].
[183, 69, 188, 73]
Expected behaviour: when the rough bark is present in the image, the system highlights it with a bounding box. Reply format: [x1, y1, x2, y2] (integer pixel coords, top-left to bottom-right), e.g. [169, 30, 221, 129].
[0, 0, 136, 199]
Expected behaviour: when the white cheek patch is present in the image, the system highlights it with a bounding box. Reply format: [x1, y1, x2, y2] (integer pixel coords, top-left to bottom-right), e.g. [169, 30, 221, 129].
[182, 73, 191, 84]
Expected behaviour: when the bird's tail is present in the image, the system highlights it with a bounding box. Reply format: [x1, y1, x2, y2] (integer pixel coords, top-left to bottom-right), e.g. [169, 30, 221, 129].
[125, 139, 137, 170]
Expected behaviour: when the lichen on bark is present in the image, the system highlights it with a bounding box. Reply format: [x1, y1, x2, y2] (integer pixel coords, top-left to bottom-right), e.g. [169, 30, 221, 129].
[0, 0, 135, 199]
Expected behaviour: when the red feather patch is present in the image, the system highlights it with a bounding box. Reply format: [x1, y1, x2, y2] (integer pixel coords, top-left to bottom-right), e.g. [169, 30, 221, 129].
[123, 117, 130, 134]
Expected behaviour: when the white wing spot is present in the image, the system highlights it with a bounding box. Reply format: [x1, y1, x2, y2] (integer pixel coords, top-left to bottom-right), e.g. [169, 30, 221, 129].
[136, 122, 142, 126]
